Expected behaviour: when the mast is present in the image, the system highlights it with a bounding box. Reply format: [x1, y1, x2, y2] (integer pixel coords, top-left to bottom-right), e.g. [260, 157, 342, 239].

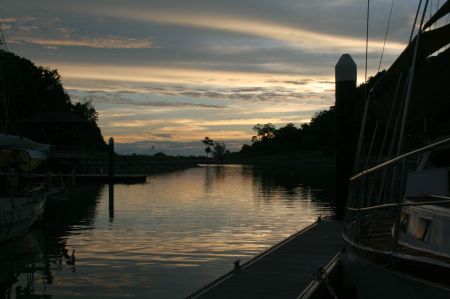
[0, 24, 10, 132]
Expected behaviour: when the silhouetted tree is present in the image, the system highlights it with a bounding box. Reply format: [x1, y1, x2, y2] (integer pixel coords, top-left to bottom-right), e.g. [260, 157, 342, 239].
[252, 123, 276, 142]
[0, 50, 106, 150]
[202, 136, 214, 158]
[72, 99, 99, 123]
[212, 141, 227, 159]
[240, 108, 335, 157]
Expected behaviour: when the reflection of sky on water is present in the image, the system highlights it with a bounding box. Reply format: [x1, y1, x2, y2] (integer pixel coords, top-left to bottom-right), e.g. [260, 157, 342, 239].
[7, 165, 333, 298]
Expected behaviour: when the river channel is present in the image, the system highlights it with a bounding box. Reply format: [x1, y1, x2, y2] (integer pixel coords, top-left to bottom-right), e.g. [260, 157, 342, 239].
[1, 164, 335, 298]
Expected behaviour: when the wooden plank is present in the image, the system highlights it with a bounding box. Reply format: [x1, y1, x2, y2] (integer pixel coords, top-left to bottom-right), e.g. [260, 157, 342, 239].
[188, 221, 344, 299]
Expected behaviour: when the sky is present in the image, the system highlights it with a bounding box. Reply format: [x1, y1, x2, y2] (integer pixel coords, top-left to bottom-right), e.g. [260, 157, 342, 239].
[0, 0, 427, 155]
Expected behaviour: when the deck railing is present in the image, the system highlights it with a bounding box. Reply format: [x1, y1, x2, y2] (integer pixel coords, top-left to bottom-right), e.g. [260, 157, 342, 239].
[350, 137, 450, 181]
[345, 197, 450, 250]
[344, 137, 450, 251]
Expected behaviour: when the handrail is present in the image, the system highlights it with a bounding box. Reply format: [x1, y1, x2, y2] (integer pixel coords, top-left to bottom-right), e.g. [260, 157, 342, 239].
[428, 194, 450, 201]
[347, 197, 450, 212]
[350, 137, 450, 181]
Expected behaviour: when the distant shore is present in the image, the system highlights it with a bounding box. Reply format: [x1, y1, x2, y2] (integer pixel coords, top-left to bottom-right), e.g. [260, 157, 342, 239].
[82, 156, 335, 176]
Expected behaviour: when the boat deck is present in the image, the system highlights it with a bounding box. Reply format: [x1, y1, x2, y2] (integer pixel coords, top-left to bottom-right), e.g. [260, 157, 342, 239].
[357, 218, 450, 264]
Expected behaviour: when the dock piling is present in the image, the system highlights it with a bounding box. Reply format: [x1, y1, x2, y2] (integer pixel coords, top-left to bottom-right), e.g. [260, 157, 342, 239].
[335, 54, 357, 220]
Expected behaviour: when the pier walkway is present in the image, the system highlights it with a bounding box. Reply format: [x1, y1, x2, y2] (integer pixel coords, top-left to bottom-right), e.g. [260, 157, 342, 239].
[1, 173, 147, 184]
[187, 220, 343, 299]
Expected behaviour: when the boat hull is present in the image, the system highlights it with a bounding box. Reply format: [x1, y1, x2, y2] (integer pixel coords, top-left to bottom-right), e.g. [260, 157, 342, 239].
[0, 195, 45, 243]
[342, 242, 450, 299]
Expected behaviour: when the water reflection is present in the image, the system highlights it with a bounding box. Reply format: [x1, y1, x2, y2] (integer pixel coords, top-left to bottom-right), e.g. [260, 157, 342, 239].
[1, 165, 334, 298]
[251, 165, 336, 202]
[0, 234, 42, 298]
[108, 183, 114, 222]
[0, 184, 101, 299]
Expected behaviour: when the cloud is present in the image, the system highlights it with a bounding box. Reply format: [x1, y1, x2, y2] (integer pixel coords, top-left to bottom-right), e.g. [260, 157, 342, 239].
[0, 18, 16, 23]
[65, 78, 334, 108]
[278, 80, 309, 86]
[89, 7, 406, 54]
[52, 62, 335, 91]
[15, 35, 154, 49]
[4, 14, 155, 49]
[68, 89, 225, 108]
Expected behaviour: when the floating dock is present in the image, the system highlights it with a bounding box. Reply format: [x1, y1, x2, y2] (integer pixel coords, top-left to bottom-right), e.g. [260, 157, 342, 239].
[1, 173, 147, 184]
[187, 220, 343, 299]
[66, 173, 147, 183]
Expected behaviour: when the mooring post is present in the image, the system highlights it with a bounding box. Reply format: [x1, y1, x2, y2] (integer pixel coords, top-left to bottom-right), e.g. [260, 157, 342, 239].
[109, 137, 115, 183]
[335, 54, 357, 220]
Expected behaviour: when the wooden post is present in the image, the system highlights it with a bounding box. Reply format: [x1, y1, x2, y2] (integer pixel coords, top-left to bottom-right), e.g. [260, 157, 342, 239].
[335, 54, 357, 220]
[109, 137, 115, 182]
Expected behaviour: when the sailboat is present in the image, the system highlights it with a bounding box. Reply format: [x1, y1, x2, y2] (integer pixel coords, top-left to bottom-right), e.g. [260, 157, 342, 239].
[0, 30, 53, 242]
[0, 134, 51, 242]
[342, 1, 450, 298]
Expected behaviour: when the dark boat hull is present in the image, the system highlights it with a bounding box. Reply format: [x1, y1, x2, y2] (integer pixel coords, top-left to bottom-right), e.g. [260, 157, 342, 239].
[342, 235, 450, 299]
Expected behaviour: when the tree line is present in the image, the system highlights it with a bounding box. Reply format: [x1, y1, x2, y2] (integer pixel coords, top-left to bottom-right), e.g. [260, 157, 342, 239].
[0, 50, 106, 150]
[240, 108, 335, 157]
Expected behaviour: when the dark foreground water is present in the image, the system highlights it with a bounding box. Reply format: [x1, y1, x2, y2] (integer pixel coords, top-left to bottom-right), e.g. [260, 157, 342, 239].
[1, 164, 335, 298]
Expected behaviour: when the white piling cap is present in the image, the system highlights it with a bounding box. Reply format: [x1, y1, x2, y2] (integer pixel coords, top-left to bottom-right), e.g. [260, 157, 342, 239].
[335, 54, 357, 82]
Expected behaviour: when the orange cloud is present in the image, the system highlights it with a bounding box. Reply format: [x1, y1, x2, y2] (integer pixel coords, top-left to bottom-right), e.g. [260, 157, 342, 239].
[45, 62, 334, 89]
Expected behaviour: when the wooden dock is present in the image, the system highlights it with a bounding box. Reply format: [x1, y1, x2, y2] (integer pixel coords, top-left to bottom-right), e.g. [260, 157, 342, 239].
[1, 173, 147, 184]
[187, 220, 344, 299]
[68, 173, 147, 183]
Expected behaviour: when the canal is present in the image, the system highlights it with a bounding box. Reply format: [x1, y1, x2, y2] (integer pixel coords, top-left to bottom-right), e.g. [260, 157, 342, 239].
[1, 164, 335, 298]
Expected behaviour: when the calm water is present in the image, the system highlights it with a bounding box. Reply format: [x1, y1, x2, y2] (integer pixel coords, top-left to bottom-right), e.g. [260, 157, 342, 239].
[1, 164, 335, 298]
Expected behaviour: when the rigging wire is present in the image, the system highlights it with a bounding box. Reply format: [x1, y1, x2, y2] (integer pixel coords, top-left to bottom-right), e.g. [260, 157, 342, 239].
[378, 0, 396, 73]
[430, 0, 433, 24]
[365, 0, 370, 83]
[409, 0, 423, 43]
[353, 0, 371, 174]
[397, 0, 430, 156]
[0, 24, 8, 52]
[434, 0, 440, 29]
[435, 0, 440, 54]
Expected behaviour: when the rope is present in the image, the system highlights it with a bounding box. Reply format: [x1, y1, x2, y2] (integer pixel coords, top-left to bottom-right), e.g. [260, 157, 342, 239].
[378, 0, 396, 73]
[311, 266, 339, 299]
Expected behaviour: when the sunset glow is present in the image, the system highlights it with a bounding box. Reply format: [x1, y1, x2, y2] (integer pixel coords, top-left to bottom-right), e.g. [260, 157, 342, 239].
[1, 0, 420, 154]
